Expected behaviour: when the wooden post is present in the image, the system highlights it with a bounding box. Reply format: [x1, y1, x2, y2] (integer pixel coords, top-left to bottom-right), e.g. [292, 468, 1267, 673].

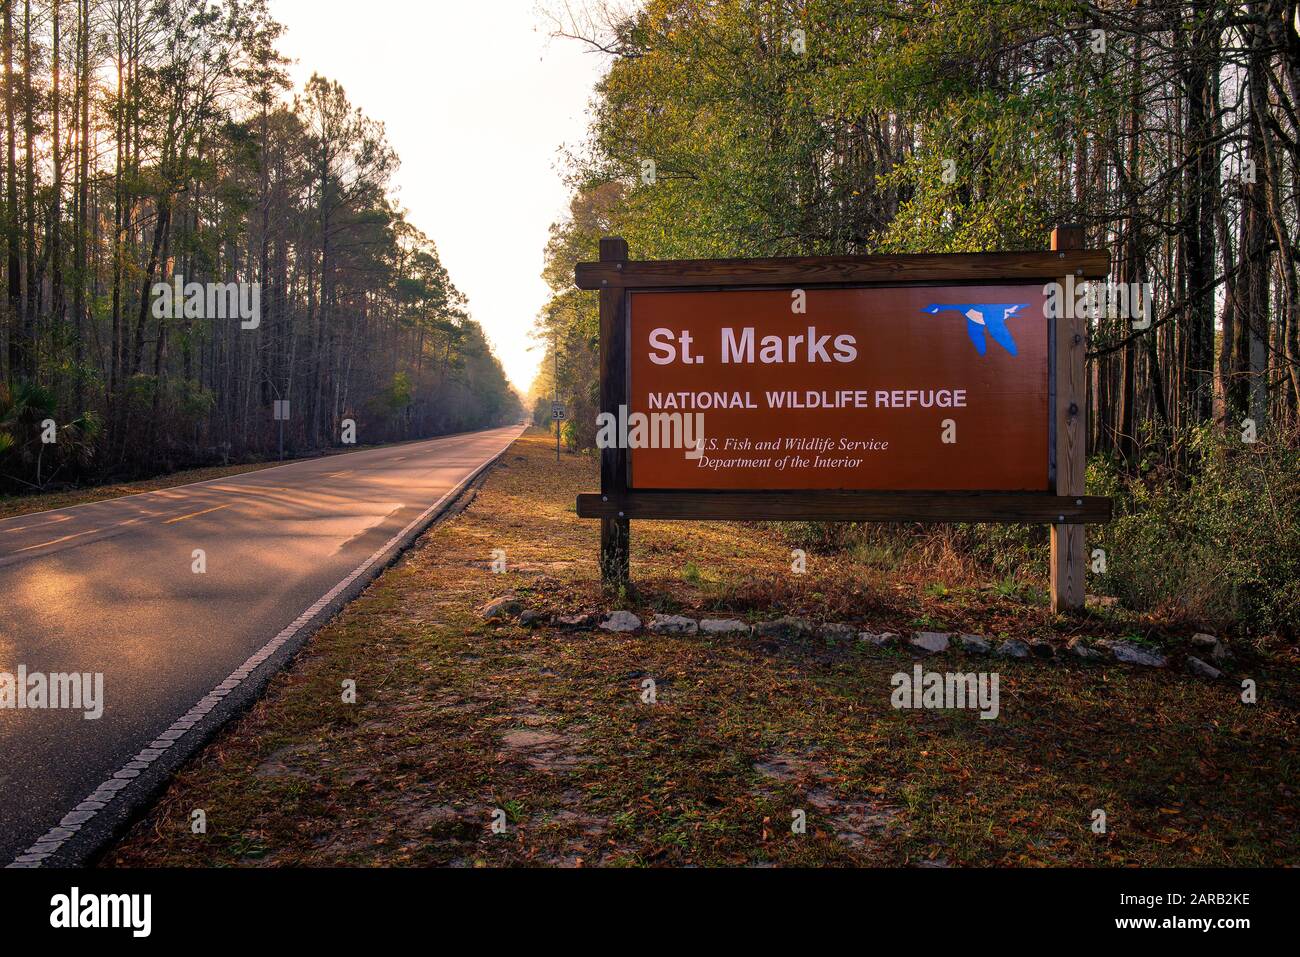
[598, 237, 630, 591]
[1050, 225, 1088, 613]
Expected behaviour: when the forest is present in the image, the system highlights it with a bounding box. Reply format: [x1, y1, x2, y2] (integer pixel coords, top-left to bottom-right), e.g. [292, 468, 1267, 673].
[0, 0, 519, 492]
[534, 0, 1300, 634]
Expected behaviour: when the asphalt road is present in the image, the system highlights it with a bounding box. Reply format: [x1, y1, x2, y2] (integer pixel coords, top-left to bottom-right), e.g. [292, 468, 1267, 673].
[0, 424, 524, 864]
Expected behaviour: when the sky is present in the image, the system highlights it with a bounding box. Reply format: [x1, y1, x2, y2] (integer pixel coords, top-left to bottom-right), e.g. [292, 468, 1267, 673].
[271, 0, 608, 393]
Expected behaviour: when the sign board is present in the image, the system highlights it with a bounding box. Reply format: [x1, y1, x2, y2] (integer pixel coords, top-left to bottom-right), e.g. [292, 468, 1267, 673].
[551, 403, 566, 421]
[273, 399, 290, 421]
[628, 286, 1048, 492]
[574, 229, 1113, 611]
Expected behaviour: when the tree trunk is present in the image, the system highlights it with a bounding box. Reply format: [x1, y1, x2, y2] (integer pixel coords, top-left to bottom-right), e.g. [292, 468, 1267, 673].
[3, 0, 21, 380]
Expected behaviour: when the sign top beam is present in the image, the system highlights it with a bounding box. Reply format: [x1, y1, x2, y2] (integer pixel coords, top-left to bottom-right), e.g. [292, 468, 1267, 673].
[575, 249, 1109, 291]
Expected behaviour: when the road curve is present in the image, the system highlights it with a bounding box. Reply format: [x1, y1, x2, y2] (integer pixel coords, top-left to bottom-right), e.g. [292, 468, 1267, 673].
[0, 424, 525, 865]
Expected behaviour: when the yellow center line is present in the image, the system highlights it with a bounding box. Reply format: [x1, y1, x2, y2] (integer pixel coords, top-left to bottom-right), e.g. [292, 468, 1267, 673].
[14, 525, 109, 552]
[12, 515, 146, 553]
[1, 514, 73, 534]
[162, 503, 232, 525]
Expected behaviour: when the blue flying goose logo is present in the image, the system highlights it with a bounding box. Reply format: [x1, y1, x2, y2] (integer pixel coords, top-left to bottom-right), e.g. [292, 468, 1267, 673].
[921, 303, 1028, 356]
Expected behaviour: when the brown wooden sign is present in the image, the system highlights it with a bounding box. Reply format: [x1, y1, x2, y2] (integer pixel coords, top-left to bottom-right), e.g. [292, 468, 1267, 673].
[627, 285, 1050, 491]
[575, 228, 1113, 611]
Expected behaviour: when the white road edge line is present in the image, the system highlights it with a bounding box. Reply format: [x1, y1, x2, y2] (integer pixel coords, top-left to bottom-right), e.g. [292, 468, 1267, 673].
[6, 427, 524, 868]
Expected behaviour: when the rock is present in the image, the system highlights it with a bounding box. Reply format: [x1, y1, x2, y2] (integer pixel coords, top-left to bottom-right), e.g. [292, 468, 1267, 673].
[755, 617, 816, 640]
[819, 622, 856, 641]
[648, 614, 698, 635]
[1097, 639, 1167, 668]
[699, 618, 750, 635]
[1185, 656, 1222, 680]
[1066, 638, 1105, 661]
[518, 609, 544, 627]
[955, 634, 990, 654]
[1028, 639, 1056, 659]
[909, 631, 951, 654]
[555, 612, 596, 630]
[599, 610, 642, 632]
[1192, 632, 1234, 663]
[995, 639, 1031, 659]
[480, 596, 522, 621]
[858, 631, 899, 647]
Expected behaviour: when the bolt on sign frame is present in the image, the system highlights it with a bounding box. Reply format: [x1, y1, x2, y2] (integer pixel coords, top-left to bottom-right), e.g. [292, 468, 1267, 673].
[575, 226, 1112, 612]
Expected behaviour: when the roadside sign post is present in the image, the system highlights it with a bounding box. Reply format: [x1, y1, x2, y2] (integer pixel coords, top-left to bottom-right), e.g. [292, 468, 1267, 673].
[552, 402, 565, 463]
[1049, 225, 1089, 612]
[575, 227, 1110, 611]
[596, 236, 631, 589]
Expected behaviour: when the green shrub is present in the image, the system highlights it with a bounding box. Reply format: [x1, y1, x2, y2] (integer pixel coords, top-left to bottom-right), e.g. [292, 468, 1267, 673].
[1091, 425, 1300, 637]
